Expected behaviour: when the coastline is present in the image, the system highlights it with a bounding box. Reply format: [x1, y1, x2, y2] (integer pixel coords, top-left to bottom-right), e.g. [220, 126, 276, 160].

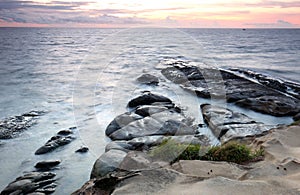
[72, 61, 300, 194]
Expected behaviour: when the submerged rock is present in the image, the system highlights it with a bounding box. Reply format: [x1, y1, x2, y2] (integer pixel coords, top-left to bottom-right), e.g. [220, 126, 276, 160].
[0, 172, 56, 195]
[201, 104, 276, 143]
[0, 110, 45, 139]
[136, 74, 159, 85]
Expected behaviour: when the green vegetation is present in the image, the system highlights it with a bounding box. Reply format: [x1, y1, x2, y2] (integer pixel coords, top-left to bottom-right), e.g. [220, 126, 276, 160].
[150, 139, 264, 164]
[202, 142, 264, 164]
[289, 120, 300, 126]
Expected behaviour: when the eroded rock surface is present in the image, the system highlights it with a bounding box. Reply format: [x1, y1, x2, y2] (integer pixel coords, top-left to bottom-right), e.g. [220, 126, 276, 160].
[0, 172, 56, 195]
[161, 62, 300, 116]
[0, 111, 45, 139]
[201, 104, 276, 142]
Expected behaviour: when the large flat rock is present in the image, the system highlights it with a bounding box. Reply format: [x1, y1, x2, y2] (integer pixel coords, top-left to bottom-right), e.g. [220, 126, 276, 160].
[161, 61, 300, 116]
[201, 104, 276, 142]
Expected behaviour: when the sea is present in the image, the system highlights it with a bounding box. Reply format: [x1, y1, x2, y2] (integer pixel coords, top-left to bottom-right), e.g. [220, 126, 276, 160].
[0, 28, 299, 194]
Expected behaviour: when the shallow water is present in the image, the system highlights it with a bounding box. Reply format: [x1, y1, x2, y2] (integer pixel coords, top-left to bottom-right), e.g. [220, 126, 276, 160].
[0, 28, 298, 194]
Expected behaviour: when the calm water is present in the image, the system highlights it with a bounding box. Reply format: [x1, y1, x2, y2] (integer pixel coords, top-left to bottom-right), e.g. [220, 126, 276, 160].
[0, 28, 299, 194]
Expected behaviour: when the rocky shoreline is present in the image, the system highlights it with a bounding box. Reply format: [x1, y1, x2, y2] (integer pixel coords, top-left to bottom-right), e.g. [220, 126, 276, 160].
[1, 60, 300, 194]
[73, 61, 300, 194]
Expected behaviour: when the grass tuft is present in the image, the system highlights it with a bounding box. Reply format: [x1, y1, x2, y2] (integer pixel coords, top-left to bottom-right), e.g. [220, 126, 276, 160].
[149, 139, 264, 164]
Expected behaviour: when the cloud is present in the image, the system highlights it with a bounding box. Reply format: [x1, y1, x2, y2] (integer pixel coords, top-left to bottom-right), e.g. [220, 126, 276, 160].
[244, 19, 298, 28]
[0, 0, 150, 25]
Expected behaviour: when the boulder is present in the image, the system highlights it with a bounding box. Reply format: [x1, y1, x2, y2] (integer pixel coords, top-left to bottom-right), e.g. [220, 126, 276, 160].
[35, 160, 61, 170]
[75, 146, 89, 153]
[201, 104, 275, 143]
[105, 113, 142, 136]
[127, 92, 172, 108]
[136, 74, 159, 85]
[91, 150, 128, 178]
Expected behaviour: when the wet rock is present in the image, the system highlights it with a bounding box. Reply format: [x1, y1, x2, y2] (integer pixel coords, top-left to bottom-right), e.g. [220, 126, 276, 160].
[109, 112, 194, 141]
[91, 150, 128, 178]
[136, 74, 159, 85]
[293, 113, 300, 121]
[127, 92, 172, 108]
[57, 129, 73, 136]
[35, 160, 61, 170]
[161, 61, 300, 116]
[105, 113, 143, 136]
[75, 146, 89, 153]
[236, 96, 300, 117]
[35, 132, 75, 155]
[201, 104, 276, 143]
[105, 141, 134, 152]
[1, 172, 56, 195]
[0, 111, 45, 139]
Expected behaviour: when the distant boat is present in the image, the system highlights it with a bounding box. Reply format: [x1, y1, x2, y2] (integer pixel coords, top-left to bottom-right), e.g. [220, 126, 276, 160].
[242, 28, 246, 31]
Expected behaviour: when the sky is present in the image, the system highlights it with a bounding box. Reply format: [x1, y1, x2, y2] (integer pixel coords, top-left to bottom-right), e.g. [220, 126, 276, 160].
[0, 0, 299, 28]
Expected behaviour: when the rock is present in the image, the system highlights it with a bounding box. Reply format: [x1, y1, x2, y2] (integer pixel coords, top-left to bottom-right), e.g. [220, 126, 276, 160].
[57, 129, 73, 136]
[119, 151, 151, 171]
[136, 74, 159, 85]
[201, 104, 275, 143]
[35, 160, 61, 170]
[293, 113, 300, 121]
[172, 160, 247, 179]
[105, 141, 134, 152]
[127, 92, 172, 108]
[236, 96, 300, 117]
[105, 113, 142, 136]
[161, 61, 300, 116]
[91, 150, 128, 178]
[1, 172, 56, 195]
[76, 146, 89, 153]
[0, 111, 45, 139]
[135, 105, 169, 117]
[35, 134, 75, 155]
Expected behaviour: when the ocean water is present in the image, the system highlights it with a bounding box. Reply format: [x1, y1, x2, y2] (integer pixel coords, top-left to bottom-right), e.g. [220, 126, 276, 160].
[0, 28, 299, 194]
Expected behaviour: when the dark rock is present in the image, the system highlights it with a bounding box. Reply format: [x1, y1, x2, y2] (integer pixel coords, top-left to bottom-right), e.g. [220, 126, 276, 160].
[236, 96, 300, 117]
[76, 146, 89, 153]
[35, 135, 75, 155]
[128, 92, 172, 108]
[35, 160, 61, 170]
[1, 172, 56, 195]
[0, 111, 45, 139]
[91, 150, 128, 178]
[201, 104, 276, 143]
[161, 61, 300, 116]
[136, 74, 159, 85]
[293, 113, 300, 121]
[57, 129, 73, 136]
[105, 113, 142, 136]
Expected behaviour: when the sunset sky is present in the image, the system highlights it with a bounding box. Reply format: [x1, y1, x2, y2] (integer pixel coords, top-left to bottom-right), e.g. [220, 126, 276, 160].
[0, 0, 299, 28]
